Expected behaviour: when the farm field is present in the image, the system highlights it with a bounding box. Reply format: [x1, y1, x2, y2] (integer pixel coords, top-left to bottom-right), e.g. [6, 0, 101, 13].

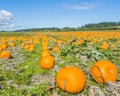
[0, 31, 120, 96]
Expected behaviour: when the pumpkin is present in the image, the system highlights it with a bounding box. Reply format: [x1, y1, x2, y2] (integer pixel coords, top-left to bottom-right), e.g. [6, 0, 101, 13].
[42, 45, 48, 51]
[28, 44, 35, 52]
[91, 60, 118, 84]
[52, 46, 59, 52]
[24, 45, 30, 50]
[1, 44, 7, 50]
[41, 49, 50, 57]
[0, 50, 11, 59]
[56, 66, 86, 94]
[40, 55, 55, 69]
[57, 40, 62, 47]
[20, 43, 25, 47]
[100, 42, 109, 50]
[8, 42, 15, 47]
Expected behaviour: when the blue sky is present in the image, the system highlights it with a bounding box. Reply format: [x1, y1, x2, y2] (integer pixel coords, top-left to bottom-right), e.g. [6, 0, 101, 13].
[0, 0, 120, 30]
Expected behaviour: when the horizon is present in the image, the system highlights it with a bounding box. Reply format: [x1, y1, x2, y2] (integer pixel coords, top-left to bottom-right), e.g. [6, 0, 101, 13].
[0, 0, 120, 31]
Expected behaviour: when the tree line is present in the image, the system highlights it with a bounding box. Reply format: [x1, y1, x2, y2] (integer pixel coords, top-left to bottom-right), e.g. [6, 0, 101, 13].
[14, 21, 120, 32]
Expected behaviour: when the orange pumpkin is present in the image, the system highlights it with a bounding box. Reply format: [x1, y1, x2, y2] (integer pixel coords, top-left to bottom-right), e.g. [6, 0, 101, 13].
[42, 40, 48, 47]
[0, 50, 11, 59]
[41, 49, 50, 57]
[1, 44, 7, 50]
[42, 45, 48, 51]
[56, 66, 86, 94]
[100, 42, 109, 50]
[20, 43, 25, 47]
[24, 45, 30, 50]
[91, 60, 118, 83]
[40, 55, 55, 69]
[28, 44, 35, 52]
[8, 42, 15, 47]
[52, 46, 59, 52]
[57, 40, 62, 47]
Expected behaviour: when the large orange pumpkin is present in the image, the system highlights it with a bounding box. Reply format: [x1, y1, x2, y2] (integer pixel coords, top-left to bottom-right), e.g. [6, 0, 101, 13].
[56, 66, 86, 94]
[40, 55, 55, 69]
[91, 60, 118, 84]
[0, 50, 11, 59]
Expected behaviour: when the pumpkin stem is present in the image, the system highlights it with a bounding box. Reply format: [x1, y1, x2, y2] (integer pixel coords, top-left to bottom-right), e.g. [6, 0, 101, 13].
[54, 81, 57, 91]
[63, 80, 67, 91]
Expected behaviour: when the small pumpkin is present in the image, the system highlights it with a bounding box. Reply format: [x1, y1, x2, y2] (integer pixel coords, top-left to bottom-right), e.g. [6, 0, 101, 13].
[42, 45, 48, 51]
[1, 44, 7, 50]
[24, 44, 30, 50]
[28, 44, 35, 52]
[52, 46, 59, 52]
[8, 42, 15, 47]
[0, 50, 11, 59]
[41, 49, 50, 57]
[40, 55, 55, 69]
[100, 42, 109, 50]
[20, 43, 25, 47]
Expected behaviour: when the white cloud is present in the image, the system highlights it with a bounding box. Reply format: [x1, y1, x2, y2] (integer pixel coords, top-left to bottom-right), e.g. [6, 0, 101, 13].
[0, 10, 13, 19]
[64, 2, 97, 10]
[0, 10, 15, 31]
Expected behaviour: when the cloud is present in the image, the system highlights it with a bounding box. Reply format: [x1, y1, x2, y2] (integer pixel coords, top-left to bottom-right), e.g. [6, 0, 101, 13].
[64, 2, 97, 10]
[0, 10, 15, 31]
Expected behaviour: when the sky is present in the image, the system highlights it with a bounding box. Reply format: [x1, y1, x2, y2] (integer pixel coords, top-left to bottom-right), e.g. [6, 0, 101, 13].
[0, 0, 120, 31]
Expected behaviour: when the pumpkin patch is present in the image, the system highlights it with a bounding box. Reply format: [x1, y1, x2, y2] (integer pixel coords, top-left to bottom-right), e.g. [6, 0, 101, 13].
[0, 31, 120, 95]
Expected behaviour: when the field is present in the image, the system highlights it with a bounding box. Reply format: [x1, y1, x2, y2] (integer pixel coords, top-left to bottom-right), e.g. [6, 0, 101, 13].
[0, 31, 120, 96]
